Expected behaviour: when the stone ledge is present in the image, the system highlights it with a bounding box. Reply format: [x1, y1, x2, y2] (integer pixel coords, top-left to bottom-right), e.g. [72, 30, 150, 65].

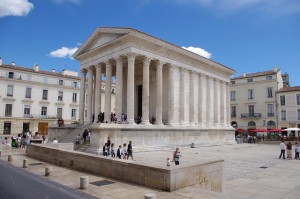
[27, 144, 224, 192]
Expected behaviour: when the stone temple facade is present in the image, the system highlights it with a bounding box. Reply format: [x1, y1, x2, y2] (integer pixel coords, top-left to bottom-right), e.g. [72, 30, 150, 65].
[73, 27, 236, 152]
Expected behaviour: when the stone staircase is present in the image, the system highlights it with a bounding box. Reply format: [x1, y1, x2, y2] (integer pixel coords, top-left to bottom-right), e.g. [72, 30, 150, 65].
[74, 141, 90, 152]
[58, 125, 89, 143]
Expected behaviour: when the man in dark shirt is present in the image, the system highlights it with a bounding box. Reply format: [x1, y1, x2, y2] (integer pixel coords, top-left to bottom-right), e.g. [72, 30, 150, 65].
[127, 141, 135, 160]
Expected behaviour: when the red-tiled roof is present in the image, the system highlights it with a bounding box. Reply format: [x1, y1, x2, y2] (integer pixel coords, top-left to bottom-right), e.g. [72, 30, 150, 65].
[0, 64, 80, 80]
[277, 86, 300, 93]
[231, 70, 276, 80]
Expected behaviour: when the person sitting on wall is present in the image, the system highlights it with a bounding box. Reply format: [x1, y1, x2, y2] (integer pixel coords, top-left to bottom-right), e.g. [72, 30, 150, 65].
[57, 118, 64, 127]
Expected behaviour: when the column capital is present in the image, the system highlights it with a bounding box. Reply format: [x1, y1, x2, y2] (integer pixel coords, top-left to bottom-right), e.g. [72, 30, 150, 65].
[155, 60, 165, 69]
[126, 52, 137, 61]
[142, 56, 152, 64]
[80, 68, 87, 74]
[114, 56, 123, 64]
[180, 67, 188, 72]
[104, 59, 113, 66]
[95, 64, 102, 71]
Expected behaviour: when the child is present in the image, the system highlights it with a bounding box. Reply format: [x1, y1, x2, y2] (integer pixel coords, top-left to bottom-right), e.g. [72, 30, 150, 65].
[122, 143, 127, 159]
[166, 157, 172, 166]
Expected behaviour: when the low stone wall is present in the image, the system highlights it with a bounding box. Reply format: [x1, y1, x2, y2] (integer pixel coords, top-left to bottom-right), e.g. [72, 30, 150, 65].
[88, 124, 235, 154]
[48, 126, 77, 141]
[43, 143, 74, 151]
[27, 144, 224, 192]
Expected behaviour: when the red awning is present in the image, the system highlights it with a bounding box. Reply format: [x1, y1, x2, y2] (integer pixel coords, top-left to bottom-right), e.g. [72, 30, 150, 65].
[235, 128, 246, 133]
[249, 129, 268, 132]
[268, 128, 284, 132]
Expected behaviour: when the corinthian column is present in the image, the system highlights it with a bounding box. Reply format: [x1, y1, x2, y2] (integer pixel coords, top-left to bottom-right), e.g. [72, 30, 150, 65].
[155, 61, 164, 125]
[220, 80, 225, 126]
[79, 68, 87, 125]
[208, 76, 215, 127]
[142, 57, 151, 125]
[193, 72, 199, 125]
[189, 71, 195, 126]
[184, 69, 190, 126]
[86, 66, 94, 123]
[115, 57, 123, 122]
[201, 75, 207, 127]
[94, 64, 102, 123]
[214, 79, 221, 127]
[226, 82, 230, 127]
[127, 53, 136, 124]
[167, 65, 176, 125]
[104, 60, 112, 123]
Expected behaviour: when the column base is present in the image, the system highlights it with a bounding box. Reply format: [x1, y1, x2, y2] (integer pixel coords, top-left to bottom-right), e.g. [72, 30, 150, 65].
[141, 120, 151, 125]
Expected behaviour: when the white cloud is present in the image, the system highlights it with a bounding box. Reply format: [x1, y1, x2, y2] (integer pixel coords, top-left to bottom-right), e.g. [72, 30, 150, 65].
[182, 46, 212, 59]
[49, 47, 78, 59]
[0, 0, 33, 18]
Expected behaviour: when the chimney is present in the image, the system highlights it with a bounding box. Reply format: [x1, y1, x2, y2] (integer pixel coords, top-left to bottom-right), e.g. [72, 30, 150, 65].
[11, 61, 16, 66]
[33, 64, 39, 71]
[273, 66, 278, 72]
[242, 72, 247, 77]
[0, 57, 2, 65]
[52, 69, 56, 73]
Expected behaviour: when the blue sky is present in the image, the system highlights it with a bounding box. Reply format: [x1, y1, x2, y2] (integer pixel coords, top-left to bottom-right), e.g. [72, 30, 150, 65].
[0, 0, 299, 85]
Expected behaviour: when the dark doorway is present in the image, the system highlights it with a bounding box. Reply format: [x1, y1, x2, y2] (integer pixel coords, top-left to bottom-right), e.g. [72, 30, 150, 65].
[4, 122, 11, 135]
[23, 122, 30, 133]
[137, 85, 143, 123]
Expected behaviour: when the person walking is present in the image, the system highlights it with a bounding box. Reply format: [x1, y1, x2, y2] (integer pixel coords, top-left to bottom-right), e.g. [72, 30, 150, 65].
[82, 129, 88, 144]
[279, 140, 286, 159]
[122, 143, 127, 159]
[173, 147, 181, 165]
[111, 143, 115, 158]
[127, 141, 135, 161]
[287, 141, 292, 160]
[107, 137, 111, 155]
[117, 145, 122, 159]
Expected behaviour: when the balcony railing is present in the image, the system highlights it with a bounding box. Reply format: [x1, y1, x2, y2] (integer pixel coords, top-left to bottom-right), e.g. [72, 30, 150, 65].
[267, 113, 275, 117]
[231, 114, 237, 118]
[241, 113, 262, 118]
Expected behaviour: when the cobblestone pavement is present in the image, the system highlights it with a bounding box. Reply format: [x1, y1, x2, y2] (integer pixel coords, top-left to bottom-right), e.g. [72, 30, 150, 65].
[1, 143, 300, 199]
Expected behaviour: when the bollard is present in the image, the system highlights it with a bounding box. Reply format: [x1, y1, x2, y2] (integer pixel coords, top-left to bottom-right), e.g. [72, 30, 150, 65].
[144, 193, 156, 199]
[80, 176, 89, 189]
[45, 166, 52, 176]
[8, 155, 13, 162]
[23, 159, 28, 168]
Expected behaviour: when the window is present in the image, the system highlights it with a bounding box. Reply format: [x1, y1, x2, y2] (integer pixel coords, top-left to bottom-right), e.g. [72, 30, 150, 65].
[266, 76, 272, 80]
[42, 90, 48, 100]
[298, 109, 300, 120]
[24, 105, 31, 117]
[248, 105, 254, 116]
[25, 87, 32, 98]
[231, 106, 236, 118]
[281, 110, 286, 121]
[280, 95, 285, 106]
[267, 87, 273, 98]
[230, 80, 235, 84]
[72, 82, 78, 88]
[7, 85, 14, 96]
[41, 107, 47, 117]
[59, 79, 64, 86]
[297, 94, 300, 105]
[248, 89, 254, 99]
[58, 91, 63, 101]
[71, 109, 76, 120]
[231, 91, 236, 101]
[267, 104, 274, 117]
[5, 104, 12, 117]
[72, 93, 77, 103]
[247, 78, 253, 82]
[57, 108, 62, 119]
[8, 72, 14, 79]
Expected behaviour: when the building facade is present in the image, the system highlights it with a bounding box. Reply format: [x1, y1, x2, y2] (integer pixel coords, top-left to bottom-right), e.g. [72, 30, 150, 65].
[230, 68, 284, 130]
[74, 27, 235, 128]
[277, 86, 300, 129]
[0, 59, 81, 135]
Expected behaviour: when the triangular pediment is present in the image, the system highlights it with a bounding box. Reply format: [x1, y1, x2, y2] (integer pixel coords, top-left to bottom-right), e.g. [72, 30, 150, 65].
[73, 28, 133, 58]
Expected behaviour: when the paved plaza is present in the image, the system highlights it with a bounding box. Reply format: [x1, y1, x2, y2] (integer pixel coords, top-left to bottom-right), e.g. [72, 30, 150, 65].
[1, 143, 300, 199]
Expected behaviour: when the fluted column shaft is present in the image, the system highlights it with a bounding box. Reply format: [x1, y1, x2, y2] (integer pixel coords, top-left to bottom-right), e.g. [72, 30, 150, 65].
[127, 53, 136, 124]
[86, 67, 93, 123]
[179, 68, 185, 125]
[193, 72, 199, 125]
[226, 82, 230, 127]
[167, 65, 176, 125]
[142, 57, 151, 125]
[220, 81, 225, 126]
[208, 77, 214, 126]
[104, 61, 112, 123]
[156, 61, 163, 125]
[189, 71, 195, 125]
[79, 69, 87, 125]
[201, 75, 207, 126]
[115, 57, 123, 122]
[94, 64, 102, 122]
[216, 79, 221, 126]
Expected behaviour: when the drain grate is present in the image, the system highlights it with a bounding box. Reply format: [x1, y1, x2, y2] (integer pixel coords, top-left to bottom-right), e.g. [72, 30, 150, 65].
[259, 166, 268, 169]
[29, 163, 44, 166]
[90, 180, 115, 186]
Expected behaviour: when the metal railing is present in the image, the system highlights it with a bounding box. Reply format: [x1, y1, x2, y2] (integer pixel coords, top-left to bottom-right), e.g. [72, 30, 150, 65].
[241, 113, 262, 118]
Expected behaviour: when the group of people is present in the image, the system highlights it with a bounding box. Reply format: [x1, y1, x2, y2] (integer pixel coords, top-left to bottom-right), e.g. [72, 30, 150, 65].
[279, 140, 300, 160]
[102, 137, 135, 161]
